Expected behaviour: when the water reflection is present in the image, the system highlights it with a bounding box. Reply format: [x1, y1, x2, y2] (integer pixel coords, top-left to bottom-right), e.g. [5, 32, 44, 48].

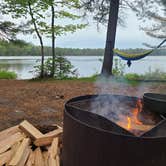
[0, 59, 40, 79]
[0, 56, 166, 79]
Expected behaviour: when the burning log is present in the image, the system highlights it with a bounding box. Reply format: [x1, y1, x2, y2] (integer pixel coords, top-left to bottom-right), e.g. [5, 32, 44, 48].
[117, 121, 155, 136]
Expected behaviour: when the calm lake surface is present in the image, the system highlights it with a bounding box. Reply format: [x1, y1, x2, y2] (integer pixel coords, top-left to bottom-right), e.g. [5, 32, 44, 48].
[0, 56, 166, 79]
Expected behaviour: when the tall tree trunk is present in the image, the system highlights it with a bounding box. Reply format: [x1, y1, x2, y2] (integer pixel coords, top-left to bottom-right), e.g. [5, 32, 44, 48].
[101, 0, 120, 76]
[28, 1, 44, 78]
[51, 4, 55, 77]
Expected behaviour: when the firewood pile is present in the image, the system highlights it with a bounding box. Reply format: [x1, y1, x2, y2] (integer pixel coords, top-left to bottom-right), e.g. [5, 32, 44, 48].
[0, 120, 63, 165]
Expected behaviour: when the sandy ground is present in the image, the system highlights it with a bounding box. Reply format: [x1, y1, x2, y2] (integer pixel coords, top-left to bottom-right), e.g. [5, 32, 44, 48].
[0, 79, 166, 131]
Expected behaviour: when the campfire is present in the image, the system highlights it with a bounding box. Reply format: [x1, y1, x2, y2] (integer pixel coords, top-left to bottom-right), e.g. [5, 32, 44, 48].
[117, 99, 159, 136]
[65, 94, 162, 137]
[63, 94, 166, 166]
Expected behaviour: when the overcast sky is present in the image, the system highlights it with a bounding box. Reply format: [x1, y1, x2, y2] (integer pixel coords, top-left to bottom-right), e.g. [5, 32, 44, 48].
[18, 10, 160, 49]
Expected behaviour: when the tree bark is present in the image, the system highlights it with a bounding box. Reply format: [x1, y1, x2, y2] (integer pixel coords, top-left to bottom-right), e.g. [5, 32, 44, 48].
[101, 0, 120, 76]
[28, 1, 44, 78]
[51, 4, 55, 77]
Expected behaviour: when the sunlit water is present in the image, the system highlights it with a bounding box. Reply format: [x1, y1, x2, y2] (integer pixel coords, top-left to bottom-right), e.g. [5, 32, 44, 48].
[0, 56, 166, 79]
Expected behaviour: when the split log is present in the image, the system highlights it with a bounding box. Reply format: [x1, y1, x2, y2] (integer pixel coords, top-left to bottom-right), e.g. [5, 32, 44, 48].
[47, 138, 59, 166]
[25, 150, 35, 166]
[4, 142, 22, 165]
[48, 156, 57, 166]
[117, 122, 154, 132]
[9, 138, 31, 165]
[0, 132, 24, 154]
[0, 150, 12, 165]
[56, 155, 60, 166]
[19, 120, 44, 140]
[43, 151, 49, 166]
[0, 125, 20, 142]
[11, 141, 21, 154]
[34, 147, 45, 166]
[34, 128, 62, 146]
[17, 147, 31, 166]
[49, 138, 59, 158]
[52, 124, 63, 130]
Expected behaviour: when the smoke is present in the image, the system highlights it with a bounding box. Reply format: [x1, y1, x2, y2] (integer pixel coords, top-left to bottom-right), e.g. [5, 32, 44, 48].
[89, 75, 155, 136]
[90, 76, 133, 119]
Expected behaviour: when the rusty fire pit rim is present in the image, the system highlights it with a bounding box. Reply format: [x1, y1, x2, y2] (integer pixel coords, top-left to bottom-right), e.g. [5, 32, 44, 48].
[65, 107, 166, 140]
[66, 93, 138, 103]
[144, 92, 166, 102]
[65, 94, 166, 140]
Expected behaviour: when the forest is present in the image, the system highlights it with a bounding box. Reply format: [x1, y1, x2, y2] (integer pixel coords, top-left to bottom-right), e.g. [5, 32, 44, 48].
[0, 41, 165, 56]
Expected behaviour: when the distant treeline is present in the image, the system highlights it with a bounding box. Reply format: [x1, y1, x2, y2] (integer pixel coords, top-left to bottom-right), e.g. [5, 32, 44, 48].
[119, 48, 166, 56]
[0, 41, 166, 56]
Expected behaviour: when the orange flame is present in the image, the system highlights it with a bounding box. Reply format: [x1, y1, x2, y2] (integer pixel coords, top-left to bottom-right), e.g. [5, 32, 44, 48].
[126, 99, 143, 130]
[116, 98, 155, 136]
[127, 116, 131, 130]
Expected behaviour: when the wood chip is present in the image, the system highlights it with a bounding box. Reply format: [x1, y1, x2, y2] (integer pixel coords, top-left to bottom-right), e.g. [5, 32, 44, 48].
[9, 138, 30, 165]
[34, 128, 62, 146]
[0, 132, 24, 154]
[34, 147, 45, 166]
[19, 120, 44, 140]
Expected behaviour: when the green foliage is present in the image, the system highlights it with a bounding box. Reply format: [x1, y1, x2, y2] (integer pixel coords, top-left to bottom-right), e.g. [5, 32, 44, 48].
[131, 0, 166, 39]
[76, 74, 98, 82]
[124, 73, 141, 81]
[0, 21, 22, 41]
[112, 58, 125, 76]
[124, 69, 166, 81]
[34, 55, 77, 79]
[0, 70, 17, 79]
[0, 40, 33, 56]
[42, 0, 87, 38]
[143, 68, 166, 80]
[0, 41, 166, 56]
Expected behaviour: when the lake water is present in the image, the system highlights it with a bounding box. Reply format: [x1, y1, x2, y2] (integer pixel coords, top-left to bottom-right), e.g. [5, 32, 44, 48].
[0, 56, 166, 79]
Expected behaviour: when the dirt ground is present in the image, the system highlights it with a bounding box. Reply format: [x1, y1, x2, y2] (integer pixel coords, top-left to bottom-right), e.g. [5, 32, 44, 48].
[0, 79, 166, 131]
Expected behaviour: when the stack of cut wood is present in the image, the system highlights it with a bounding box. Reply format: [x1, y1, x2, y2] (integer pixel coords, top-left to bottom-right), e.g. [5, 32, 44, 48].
[0, 120, 63, 165]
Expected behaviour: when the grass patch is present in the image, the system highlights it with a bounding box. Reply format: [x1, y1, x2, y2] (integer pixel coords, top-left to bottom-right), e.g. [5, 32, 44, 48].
[124, 69, 166, 82]
[30, 74, 98, 82]
[0, 70, 17, 79]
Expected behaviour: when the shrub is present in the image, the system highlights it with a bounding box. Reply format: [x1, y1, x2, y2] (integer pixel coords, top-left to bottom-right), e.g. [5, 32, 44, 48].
[124, 69, 166, 81]
[0, 70, 17, 79]
[112, 58, 125, 76]
[124, 73, 141, 81]
[143, 68, 166, 80]
[34, 54, 78, 79]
